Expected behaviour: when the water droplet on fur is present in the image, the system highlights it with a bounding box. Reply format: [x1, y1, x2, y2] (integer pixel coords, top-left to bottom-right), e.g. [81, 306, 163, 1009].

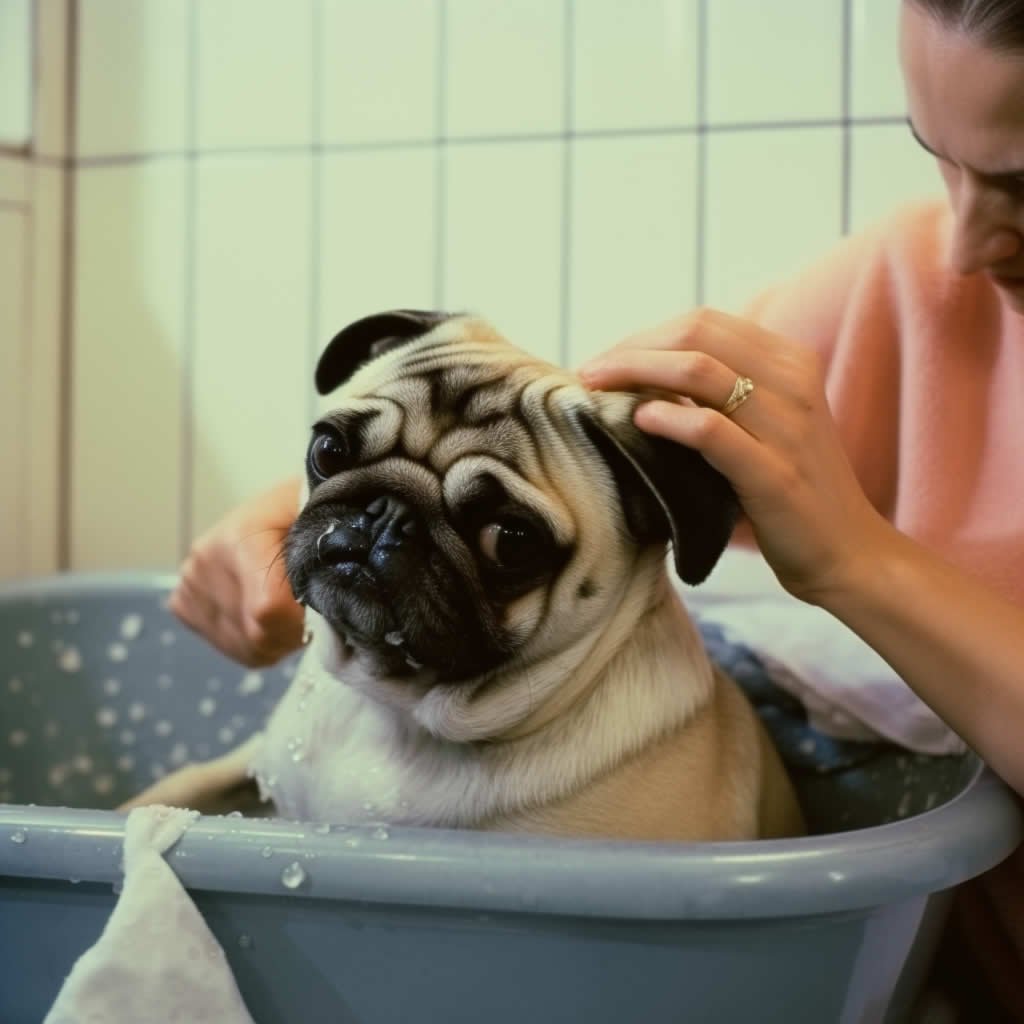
[119, 614, 143, 639]
[281, 862, 306, 889]
[10, 830, 26, 844]
[384, 631, 404, 646]
[58, 647, 82, 672]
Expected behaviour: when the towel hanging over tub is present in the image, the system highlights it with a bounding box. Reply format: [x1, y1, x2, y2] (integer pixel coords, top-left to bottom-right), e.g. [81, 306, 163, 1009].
[43, 805, 255, 1024]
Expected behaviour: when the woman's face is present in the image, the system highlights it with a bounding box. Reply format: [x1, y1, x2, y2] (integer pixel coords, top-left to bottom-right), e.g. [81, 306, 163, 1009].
[901, 2, 1024, 311]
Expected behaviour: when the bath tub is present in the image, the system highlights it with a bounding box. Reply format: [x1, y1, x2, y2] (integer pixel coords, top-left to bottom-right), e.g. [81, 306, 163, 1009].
[1, 573, 1021, 1023]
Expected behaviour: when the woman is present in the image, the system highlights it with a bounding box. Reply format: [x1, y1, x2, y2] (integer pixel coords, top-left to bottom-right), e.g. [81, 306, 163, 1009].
[170, 0, 1024, 1016]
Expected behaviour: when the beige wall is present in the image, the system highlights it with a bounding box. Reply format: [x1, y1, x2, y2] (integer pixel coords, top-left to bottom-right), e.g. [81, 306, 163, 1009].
[0, 0, 939, 580]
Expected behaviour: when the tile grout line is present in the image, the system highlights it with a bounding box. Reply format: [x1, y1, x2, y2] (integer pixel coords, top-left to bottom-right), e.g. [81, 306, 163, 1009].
[308, 0, 323, 429]
[56, 0, 79, 571]
[558, 0, 574, 367]
[841, 0, 853, 236]
[433, 0, 448, 310]
[695, 0, 708, 306]
[180, 0, 198, 561]
[63, 115, 911, 171]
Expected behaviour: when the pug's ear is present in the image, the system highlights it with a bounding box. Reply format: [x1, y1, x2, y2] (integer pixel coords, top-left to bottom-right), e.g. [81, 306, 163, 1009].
[576, 405, 739, 585]
[316, 310, 458, 395]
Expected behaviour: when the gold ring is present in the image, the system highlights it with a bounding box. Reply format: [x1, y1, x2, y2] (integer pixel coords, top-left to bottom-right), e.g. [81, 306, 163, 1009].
[720, 375, 754, 417]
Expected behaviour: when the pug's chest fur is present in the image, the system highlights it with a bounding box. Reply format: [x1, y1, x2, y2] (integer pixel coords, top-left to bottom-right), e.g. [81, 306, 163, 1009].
[249, 649, 494, 828]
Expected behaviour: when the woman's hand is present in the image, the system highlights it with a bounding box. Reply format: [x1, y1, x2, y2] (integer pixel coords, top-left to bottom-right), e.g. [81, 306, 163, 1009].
[168, 477, 306, 666]
[579, 307, 894, 605]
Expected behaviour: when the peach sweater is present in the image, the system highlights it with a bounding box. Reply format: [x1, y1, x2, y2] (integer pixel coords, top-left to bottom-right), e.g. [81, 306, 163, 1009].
[750, 199, 1024, 1017]
[749, 198, 1024, 606]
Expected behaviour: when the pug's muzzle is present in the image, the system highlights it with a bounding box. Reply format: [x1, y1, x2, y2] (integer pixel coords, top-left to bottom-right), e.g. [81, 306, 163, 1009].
[286, 487, 512, 684]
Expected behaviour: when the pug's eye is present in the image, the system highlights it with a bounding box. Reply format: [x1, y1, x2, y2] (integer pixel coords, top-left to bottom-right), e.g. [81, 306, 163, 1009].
[309, 431, 350, 480]
[478, 518, 544, 569]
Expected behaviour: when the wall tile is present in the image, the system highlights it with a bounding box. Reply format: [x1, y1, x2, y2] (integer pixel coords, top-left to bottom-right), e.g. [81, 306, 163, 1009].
[192, 156, 313, 536]
[196, 0, 314, 150]
[33, 0, 71, 159]
[849, 123, 942, 232]
[703, 127, 843, 313]
[850, 0, 907, 118]
[446, 0, 565, 138]
[573, 0, 699, 133]
[443, 141, 563, 363]
[0, 208, 28, 577]
[567, 135, 697, 366]
[72, 163, 187, 569]
[320, 0, 438, 145]
[706, 0, 843, 124]
[77, 0, 189, 158]
[0, 155, 29, 202]
[317, 146, 436, 413]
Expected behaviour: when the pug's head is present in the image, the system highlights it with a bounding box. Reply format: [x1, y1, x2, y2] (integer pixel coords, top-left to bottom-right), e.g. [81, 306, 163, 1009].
[285, 310, 737, 727]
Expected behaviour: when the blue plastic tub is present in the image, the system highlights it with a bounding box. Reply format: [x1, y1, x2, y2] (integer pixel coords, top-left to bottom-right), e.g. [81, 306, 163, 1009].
[1, 574, 1021, 1023]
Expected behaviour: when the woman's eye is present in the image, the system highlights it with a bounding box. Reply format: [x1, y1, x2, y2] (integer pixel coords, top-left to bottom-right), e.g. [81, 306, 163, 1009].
[478, 519, 543, 569]
[309, 432, 349, 480]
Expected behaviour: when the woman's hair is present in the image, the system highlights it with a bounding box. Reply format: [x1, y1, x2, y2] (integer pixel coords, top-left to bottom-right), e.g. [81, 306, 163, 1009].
[908, 0, 1024, 53]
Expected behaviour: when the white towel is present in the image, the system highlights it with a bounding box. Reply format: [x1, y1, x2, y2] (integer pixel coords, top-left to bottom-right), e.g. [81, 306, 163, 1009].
[44, 805, 255, 1024]
[680, 548, 966, 756]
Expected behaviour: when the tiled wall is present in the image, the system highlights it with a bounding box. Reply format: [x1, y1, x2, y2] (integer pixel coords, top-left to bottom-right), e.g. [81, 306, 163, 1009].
[1, 0, 941, 579]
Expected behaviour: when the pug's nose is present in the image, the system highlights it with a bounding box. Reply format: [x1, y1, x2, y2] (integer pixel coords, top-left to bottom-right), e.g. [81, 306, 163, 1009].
[315, 498, 419, 566]
[365, 496, 418, 551]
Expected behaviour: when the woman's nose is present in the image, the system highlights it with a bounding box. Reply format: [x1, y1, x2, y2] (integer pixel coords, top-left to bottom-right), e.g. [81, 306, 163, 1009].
[949, 184, 1022, 275]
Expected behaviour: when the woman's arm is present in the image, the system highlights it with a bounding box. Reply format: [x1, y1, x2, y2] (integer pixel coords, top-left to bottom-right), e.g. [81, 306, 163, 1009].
[581, 307, 1024, 794]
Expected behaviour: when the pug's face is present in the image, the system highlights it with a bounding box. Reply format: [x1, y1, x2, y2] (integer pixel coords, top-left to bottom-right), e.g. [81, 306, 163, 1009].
[285, 311, 736, 691]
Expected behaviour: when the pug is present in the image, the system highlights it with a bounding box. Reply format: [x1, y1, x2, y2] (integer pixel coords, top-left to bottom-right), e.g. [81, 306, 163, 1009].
[230, 309, 799, 842]
[128, 310, 803, 841]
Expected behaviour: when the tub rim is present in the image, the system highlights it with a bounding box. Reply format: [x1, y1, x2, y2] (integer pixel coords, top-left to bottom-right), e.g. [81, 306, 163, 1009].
[1, 571, 1021, 921]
